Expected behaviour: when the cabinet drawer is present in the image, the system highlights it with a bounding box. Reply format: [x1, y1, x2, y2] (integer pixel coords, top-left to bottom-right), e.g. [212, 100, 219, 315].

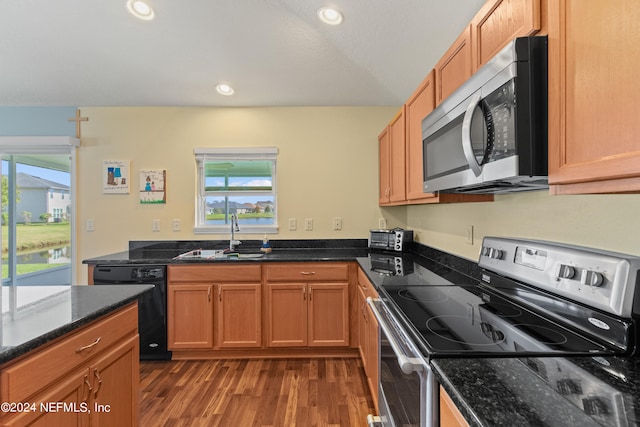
[0, 303, 138, 402]
[265, 263, 349, 282]
[357, 268, 378, 299]
[169, 264, 261, 283]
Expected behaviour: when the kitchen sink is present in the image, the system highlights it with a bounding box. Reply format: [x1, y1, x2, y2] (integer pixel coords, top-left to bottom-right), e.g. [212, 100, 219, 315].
[173, 249, 264, 260]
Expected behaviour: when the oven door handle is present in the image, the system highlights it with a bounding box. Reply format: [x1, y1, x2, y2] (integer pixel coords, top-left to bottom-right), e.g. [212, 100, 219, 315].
[367, 297, 426, 375]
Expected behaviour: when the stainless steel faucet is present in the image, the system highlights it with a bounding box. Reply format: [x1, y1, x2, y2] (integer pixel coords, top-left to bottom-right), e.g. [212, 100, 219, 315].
[229, 214, 241, 251]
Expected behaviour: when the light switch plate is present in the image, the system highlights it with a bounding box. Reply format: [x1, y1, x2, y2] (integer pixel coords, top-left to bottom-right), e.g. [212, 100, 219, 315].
[172, 219, 181, 231]
[304, 218, 313, 231]
[152, 219, 160, 232]
[333, 217, 342, 231]
[288, 218, 297, 231]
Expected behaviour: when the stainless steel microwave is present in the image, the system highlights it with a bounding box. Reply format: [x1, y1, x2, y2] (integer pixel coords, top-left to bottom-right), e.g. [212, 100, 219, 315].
[422, 36, 548, 194]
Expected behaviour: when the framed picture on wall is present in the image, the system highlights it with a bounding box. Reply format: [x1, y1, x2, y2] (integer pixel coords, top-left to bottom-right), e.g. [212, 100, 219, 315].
[140, 169, 166, 204]
[103, 160, 130, 194]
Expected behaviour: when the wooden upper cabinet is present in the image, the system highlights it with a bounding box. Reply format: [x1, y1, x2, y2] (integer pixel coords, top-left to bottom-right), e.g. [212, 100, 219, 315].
[405, 71, 436, 202]
[378, 108, 407, 206]
[435, 25, 472, 106]
[378, 126, 391, 204]
[388, 108, 407, 203]
[471, 0, 541, 71]
[548, 0, 640, 194]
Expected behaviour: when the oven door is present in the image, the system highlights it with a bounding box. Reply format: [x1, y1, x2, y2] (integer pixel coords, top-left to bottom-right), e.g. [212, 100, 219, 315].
[367, 298, 438, 427]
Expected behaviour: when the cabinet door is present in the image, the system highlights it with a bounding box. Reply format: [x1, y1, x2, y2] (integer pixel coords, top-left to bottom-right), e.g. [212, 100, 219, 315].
[548, 0, 640, 194]
[216, 284, 262, 348]
[357, 286, 368, 364]
[472, 0, 541, 70]
[308, 283, 349, 347]
[405, 72, 436, 202]
[365, 300, 379, 412]
[90, 335, 139, 427]
[378, 126, 391, 205]
[1, 373, 88, 426]
[440, 386, 470, 427]
[266, 283, 307, 347]
[435, 25, 472, 105]
[167, 284, 214, 349]
[388, 108, 406, 203]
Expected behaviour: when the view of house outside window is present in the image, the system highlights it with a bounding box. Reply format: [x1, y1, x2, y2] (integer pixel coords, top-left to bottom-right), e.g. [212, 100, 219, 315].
[1, 158, 71, 285]
[194, 148, 278, 234]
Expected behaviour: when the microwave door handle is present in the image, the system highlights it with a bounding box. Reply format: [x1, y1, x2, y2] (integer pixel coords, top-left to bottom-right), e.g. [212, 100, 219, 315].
[461, 93, 483, 177]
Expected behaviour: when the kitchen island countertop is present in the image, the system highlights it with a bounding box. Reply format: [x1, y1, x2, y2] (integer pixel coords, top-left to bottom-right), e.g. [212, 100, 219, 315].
[0, 285, 153, 365]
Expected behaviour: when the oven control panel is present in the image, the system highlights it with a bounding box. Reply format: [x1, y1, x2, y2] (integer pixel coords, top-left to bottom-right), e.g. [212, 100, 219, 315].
[478, 237, 640, 318]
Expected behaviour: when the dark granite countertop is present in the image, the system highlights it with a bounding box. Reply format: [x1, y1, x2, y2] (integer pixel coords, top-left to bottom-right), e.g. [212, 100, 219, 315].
[0, 285, 154, 365]
[83, 239, 370, 264]
[432, 356, 640, 427]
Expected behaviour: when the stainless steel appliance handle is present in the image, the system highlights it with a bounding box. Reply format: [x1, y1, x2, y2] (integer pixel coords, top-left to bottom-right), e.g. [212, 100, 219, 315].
[367, 297, 425, 375]
[461, 93, 483, 177]
[366, 414, 382, 427]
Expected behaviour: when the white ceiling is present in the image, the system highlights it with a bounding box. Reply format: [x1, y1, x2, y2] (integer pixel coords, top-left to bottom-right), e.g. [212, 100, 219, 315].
[0, 0, 486, 107]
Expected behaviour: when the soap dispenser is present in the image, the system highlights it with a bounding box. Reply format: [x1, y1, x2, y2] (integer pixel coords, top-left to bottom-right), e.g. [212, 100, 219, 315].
[260, 234, 272, 253]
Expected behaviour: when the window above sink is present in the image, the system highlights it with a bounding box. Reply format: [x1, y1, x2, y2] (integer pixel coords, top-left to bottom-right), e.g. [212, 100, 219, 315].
[194, 147, 278, 235]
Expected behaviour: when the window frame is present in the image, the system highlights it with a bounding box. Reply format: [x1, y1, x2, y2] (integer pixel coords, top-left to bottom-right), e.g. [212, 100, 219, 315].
[194, 147, 278, 234]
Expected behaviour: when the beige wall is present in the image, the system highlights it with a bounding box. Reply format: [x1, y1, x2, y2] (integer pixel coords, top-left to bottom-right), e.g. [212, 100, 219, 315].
[75, 106, 640, 284]
[396, 191, 640, 261]
[76, 106, 397, 282]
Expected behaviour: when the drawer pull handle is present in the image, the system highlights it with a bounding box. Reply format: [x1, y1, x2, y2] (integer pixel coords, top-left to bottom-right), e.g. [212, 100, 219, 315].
[300, 271, 316, 275]
[76, 337, 102, 353]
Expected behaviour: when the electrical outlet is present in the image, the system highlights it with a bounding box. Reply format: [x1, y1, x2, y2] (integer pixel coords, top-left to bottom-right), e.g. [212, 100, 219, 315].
[333, 217, 342, 231]
[152, 219, 160, 232]
[86, 219, 95, 232]
[172, 219, 181, 231]
[466, 225, 474, 245]
[304, 218, 313, 231]
[289, 218, 297, 231]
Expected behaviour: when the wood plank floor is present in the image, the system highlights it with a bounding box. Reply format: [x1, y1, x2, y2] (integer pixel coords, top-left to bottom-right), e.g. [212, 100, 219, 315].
[140, 358, 375, 427]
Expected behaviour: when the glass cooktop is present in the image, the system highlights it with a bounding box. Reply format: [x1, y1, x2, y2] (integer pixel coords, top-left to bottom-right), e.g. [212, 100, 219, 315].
[379, 280, 615, 359]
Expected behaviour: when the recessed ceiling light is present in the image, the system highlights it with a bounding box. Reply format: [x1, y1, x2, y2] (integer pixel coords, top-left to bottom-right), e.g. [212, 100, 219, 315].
[215, 83, 235, 96]
[126, 0, 155, 21]
[317, 7, 344, 25]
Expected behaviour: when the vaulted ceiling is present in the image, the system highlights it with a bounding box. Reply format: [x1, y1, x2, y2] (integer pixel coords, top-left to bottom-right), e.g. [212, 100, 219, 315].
[0, 0, 485, 107]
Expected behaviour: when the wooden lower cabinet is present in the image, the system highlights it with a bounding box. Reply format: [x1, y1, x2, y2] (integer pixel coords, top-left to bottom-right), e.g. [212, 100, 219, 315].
[0, 304, 139, 427]
[167, 265, 262, 351]
[265, 262, 350, 349]
[266, 282, 349, 347]
[216, 283, 261, 348]
[168, 284, 214, 349]
[440, 386, 470, 427]
[357, 268, 379, 412]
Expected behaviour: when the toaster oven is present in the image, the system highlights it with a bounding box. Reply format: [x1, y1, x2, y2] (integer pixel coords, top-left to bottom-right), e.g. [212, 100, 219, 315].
[369, 228, 413, 252]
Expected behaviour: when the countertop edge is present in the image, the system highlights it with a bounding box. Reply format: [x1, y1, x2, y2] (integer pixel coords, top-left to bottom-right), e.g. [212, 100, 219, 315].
[0, 285, 154, 365]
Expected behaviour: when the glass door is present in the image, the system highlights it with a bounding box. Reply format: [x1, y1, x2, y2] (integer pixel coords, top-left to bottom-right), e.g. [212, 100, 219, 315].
[2, 153, 73, 286]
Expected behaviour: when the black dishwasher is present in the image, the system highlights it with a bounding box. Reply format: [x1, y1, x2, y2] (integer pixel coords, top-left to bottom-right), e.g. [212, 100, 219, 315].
[93, 265, 171, 360]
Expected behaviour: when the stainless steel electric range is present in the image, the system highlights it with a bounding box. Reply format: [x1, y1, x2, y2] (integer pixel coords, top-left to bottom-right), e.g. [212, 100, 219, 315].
[364, 237, 640, 427]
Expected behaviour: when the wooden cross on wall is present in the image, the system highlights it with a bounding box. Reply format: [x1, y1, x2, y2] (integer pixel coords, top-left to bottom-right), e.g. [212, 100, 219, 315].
[68, 109, 89, 138]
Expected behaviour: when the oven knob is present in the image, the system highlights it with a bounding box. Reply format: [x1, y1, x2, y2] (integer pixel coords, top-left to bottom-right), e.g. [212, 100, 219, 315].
[556, 264, 576, 280]
[488, 248, 503, 260]
[580, 270, 605, 287]
[582, 396, 608, 415]
[556, 378, 582, 395]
